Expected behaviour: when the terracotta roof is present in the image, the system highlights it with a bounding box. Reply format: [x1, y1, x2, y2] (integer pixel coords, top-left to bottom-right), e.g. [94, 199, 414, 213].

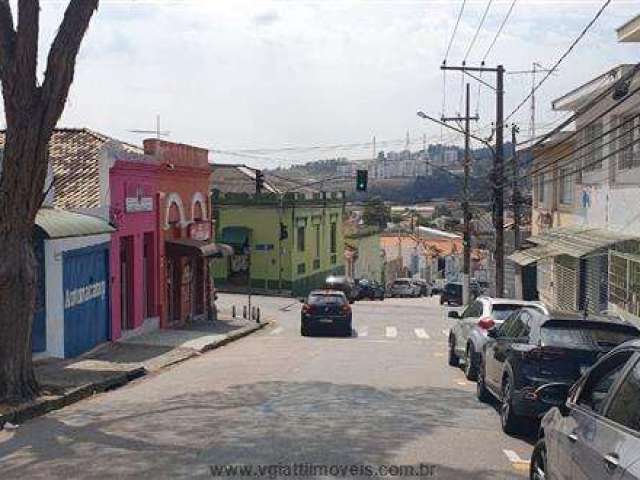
[0, 128, 142, 210]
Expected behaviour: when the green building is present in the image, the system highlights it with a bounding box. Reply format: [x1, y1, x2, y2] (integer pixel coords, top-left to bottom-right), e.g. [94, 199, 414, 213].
[210, 165, 346, 297]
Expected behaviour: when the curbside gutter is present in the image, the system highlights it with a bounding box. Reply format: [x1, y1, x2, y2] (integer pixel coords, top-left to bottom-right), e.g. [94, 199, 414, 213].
[0, 320, 272, 431]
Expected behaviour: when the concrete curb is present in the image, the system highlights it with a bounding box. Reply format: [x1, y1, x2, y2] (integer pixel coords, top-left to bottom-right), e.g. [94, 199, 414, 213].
[0, 320, 271, 431]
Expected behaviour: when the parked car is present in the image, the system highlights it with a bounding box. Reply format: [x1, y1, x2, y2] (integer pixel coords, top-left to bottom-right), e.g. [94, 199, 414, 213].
[532, 338, 640, 480]
[300, 290, 352, 337]
[324, 275, 357, 303]
[355, 279, 385, 300]
[477, 308, 640, 435]
[440, 282, 464, 305]
[389, 278, 420, 298]
[412, 279, 430, 296]
[447, 297, 548, 380]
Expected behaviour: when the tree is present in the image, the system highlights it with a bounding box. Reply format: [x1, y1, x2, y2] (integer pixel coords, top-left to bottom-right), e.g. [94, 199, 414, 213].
[362, 196, 390, 230]
[0, 0, 100, 403]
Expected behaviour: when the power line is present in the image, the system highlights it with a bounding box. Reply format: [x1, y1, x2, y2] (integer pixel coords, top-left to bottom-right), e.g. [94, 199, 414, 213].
[463, 0, 494, 62]
[481, 0, 517, 63]
[443, 0, 467, 62]
[504, 0, 613, 123]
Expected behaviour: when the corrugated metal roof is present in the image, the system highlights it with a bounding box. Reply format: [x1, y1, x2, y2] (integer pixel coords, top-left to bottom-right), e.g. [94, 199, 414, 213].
[508, 244, 562, 266]
[36, 208, 114, 239]
[526, 226, 635, 258]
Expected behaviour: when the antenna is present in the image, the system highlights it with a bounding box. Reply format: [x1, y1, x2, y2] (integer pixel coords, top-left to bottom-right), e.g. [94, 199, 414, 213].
[129, 114, 170, 139]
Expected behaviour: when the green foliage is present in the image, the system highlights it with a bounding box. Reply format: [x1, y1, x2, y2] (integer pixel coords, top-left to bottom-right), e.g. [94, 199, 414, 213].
[362, 196, 390, 229]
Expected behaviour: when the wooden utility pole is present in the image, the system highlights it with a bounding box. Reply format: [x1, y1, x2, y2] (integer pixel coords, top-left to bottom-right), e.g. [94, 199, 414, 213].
[441, 83, 478, 305]
[440, 64, 506, 297]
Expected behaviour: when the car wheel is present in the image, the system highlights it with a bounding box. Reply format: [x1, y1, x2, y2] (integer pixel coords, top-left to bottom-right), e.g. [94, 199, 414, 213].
[344, 324, 352, 337]
[448, 336, 459, 367]
[501, 376, 523, 435]
[476, 368, 491, 403]
[530, 439, 547, 480]
[301, 324, 310, 336]
[464, 344, 478, 381]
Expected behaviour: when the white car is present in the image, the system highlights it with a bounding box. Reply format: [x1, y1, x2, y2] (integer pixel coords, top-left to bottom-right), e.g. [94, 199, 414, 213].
[389, 278, 420, 298]
[446, 297, 548, 380]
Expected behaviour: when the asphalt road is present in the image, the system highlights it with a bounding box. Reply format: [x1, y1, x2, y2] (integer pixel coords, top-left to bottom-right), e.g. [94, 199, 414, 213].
[0, 294, 534, 479]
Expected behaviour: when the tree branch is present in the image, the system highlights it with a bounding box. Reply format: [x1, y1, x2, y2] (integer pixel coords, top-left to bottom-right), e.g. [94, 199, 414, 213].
[0, 0, 16, 79]
[15, 0, 39, 94]
[40, 0, 99, 130]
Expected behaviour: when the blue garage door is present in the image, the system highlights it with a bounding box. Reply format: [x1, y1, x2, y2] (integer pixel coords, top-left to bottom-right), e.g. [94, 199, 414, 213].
[63, 243, 110, 358]
[32, 239, 47, 353]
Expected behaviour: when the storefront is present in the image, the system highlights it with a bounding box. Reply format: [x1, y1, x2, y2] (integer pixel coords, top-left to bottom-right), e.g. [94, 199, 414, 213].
[33, 208, 114, 358]
[108, 151, 161, 339]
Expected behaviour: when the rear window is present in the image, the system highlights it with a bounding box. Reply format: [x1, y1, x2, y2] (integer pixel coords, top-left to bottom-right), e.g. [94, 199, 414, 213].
[541, 324, 639, 350]
[393, 280, 410, 286]
[491, 304, 544, 321]
[446, 284, 461, 293]
[308, 294, 346, 306]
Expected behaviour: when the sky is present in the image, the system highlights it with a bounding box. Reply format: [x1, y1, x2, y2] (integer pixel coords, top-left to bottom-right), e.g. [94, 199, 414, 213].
[9, 0, 640, 167]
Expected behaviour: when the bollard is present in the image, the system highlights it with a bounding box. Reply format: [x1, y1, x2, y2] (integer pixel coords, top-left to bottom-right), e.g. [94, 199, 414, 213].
[243, 305, 247, 319]
[232, 305, 236, 318]
[256, 307, 261, 323]
[251, 306, 256, 320]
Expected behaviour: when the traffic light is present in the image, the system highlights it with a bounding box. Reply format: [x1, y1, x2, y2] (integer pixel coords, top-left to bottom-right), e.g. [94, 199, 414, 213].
[255, 170, 265, 194]
[279, 222, 288, 240]
[356, 169, 368, 192]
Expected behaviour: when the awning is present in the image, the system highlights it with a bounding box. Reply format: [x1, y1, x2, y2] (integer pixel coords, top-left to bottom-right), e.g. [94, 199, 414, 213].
[527, 226, 635, 258]
[508, 244, 562, 266]
[166, 238, 234, 258]
[36, 207, 115, 239]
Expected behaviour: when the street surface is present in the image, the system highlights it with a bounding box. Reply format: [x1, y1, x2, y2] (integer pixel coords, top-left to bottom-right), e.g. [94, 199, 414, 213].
[0, 294, 533, 479]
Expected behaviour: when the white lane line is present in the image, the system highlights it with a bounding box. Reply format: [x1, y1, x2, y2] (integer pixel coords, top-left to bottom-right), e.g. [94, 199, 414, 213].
[503, 449, 530, 465]
[441, 329, 449, 337]
[414, 328, 430, 339]
[385, 326, 398, 338]
[357, 326, 368, 337]
[270, 326, 284, 335]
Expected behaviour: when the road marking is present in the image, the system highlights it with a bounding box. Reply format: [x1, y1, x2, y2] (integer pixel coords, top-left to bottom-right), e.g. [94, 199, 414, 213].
[357, 327, 368, 337]
[503, 449, 530, 470]
[385, 326, 397, 338]
[270, 327, 284, 335]
[456, 381, 469, 386]
[433, 352, 444, 357]
[441, 329, 449, 337]
[414, 328, 430, 339]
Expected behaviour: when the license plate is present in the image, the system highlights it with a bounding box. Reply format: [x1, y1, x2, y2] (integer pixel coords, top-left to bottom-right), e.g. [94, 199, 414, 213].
[318, 318, 333, 324]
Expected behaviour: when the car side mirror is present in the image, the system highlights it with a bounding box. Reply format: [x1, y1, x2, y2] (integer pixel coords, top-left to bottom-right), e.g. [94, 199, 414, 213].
[447, 311, 460, 319]
[535, 383, 571, 416]
[487, 327, 498, 338]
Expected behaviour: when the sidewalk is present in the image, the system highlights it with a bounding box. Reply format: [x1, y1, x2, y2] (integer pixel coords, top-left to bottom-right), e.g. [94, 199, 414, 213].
[0, 315, 270, 429]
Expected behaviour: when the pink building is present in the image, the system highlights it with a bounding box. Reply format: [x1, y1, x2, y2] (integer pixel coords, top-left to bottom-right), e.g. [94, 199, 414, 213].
[108, 147, 161, 339]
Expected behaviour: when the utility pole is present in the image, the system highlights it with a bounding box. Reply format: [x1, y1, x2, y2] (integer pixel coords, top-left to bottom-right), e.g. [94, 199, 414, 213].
[441, 83, 478, 305]
[441, 63, 506, 297]
[511, 124, 523, 299]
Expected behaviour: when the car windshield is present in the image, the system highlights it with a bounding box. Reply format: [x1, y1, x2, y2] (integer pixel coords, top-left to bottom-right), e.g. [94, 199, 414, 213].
[393, 280, 410, 286]
[308, 294, 346, 306]
[541, 325, 639, 349]
[491, 304, 543, 321]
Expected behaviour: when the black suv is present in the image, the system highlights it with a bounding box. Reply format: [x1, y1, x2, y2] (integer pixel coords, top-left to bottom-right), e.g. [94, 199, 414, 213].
[477, 307, 640, 434]
[440, 282, 463, 306]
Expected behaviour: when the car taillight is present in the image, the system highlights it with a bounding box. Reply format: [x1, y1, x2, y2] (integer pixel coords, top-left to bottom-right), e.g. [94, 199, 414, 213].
[522, 346, 567, 361]
[302, 304, 315, 314]
[341, 304, 351, 314]
[477, 317, 495, 330]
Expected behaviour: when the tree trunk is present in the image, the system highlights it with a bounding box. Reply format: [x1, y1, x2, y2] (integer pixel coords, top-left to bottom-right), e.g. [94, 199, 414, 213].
[0, 227, 38, 403]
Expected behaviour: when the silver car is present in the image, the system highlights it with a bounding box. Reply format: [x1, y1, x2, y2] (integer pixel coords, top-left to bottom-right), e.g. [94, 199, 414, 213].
[533, 339, 640, 480]
[389, 278, 420, 298]
[447, 297, 548, 380]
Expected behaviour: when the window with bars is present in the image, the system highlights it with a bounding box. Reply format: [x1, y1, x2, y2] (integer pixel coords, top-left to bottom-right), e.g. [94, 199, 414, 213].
[583, 122, 603, 172]
[559, 168, 574, 205]
[609, 252, 640, 318]
[617, 114, 640, 170]
[537, 173, 546, 204]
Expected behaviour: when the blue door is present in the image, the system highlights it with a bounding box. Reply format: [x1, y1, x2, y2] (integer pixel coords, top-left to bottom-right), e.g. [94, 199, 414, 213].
[32, 238, 47, 353]
[63, 243, 110, 358]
